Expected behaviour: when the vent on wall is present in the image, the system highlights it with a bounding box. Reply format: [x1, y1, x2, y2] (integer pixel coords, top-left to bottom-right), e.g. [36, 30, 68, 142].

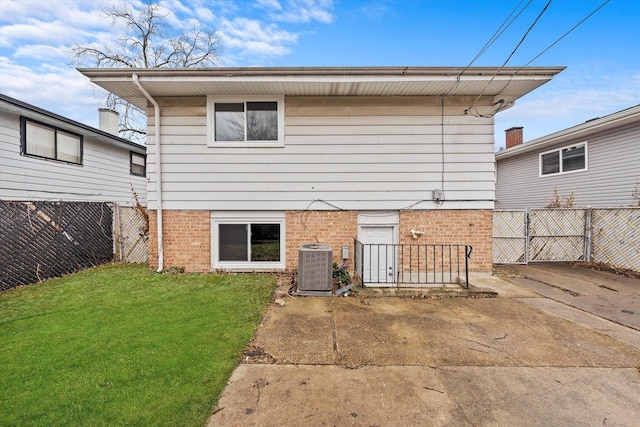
[297, 244, 333, 296]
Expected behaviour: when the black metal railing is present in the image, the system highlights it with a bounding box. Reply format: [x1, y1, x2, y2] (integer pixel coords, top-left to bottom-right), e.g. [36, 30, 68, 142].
[354, 240, 473, 288]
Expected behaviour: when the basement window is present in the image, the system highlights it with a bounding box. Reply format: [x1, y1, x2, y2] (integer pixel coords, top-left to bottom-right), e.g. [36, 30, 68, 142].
[211, 212, 285, 270]
[20, 117, 82, 165]
[540, 142, 587, 176]
[207, 96, 284, 147]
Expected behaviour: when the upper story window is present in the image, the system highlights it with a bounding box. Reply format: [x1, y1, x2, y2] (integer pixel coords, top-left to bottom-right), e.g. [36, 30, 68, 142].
[207, 96, 284, 147]
[540, 142, 587, 176]
[130, 152, 146, 177]
[20, 117, 82, 165]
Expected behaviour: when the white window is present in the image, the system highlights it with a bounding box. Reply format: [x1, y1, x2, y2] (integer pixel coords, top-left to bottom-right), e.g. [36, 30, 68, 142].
[130, 152, 146, 177]
[207, 96, 284, 147]
[211, 212, 285, 270]
[540, 142, 587, 176]
[21, 117, 82, 164]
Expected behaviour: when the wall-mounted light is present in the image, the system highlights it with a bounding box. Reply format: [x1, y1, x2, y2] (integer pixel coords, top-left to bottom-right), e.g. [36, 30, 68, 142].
[410, 229, 425, 239]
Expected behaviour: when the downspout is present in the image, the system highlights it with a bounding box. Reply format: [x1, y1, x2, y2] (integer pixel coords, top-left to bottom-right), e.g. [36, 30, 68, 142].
[132, 73, 164, 272]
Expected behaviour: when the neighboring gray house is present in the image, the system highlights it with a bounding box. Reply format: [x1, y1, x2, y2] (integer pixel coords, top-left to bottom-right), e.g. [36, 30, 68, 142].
[0, 94, 147, 204]
[496, 105, 640, 209]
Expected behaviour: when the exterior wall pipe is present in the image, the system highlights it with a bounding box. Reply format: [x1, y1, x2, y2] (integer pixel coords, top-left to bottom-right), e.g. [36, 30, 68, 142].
[132, 73, 164, 272]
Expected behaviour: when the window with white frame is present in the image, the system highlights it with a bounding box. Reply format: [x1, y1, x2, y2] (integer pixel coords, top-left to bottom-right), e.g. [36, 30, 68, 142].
[130, 151, 146, 177]
[211, 212, 285, 269]
[207, 96, 284, 147]
[540, 142, 587, 176]
[21, 117, 82, 164]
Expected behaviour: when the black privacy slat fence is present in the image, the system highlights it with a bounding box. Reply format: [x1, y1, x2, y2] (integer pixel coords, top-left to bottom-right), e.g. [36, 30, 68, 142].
[0, 201, 113, 291]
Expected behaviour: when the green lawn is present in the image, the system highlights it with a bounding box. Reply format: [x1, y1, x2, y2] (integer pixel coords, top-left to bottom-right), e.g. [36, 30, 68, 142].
[0, 264, 276, 426]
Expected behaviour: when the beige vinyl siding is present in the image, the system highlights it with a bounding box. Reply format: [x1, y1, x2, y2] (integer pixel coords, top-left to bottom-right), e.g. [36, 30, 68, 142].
[0, 113, 146, 204]
[496, 123, 640, 208]
[147, 96, 495, 211]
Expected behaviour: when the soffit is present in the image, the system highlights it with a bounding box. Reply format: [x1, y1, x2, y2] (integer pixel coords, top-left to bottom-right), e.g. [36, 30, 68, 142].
[79, 66, 565, 111]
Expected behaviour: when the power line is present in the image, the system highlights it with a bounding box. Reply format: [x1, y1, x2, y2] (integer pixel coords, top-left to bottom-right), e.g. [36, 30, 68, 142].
[520, 0, 610, 70]
[444, 0, 533, 96]
[466, 0, 553, 117]
[493, 0, 611, 105]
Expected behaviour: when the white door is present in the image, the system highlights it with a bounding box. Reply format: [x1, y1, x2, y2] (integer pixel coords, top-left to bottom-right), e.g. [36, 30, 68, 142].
[359, 226, 396, 286]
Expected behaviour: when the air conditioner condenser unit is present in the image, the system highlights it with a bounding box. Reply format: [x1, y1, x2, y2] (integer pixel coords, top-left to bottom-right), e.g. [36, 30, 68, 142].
[297, 243, 333, 296]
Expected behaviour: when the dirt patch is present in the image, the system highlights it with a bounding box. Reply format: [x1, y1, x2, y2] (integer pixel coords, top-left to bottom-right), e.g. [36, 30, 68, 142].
[492, 265, 525, 278]
[574, 262, 640, 279]
[243, 345, 278, 364]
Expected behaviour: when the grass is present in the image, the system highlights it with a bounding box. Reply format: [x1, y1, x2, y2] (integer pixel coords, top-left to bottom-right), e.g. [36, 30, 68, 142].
[0, 264, 276, 426]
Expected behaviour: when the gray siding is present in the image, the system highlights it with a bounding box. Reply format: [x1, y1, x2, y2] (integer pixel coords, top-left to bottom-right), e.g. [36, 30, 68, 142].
[146, 96, 496, 211]
[496, 122, 640, 208]
[0, 112, 147, 205]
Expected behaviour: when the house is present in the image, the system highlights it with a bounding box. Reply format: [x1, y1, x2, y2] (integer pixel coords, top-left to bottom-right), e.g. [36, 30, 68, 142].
[496, 105, 640, 209]
[79, 66, 563, 282]
[0, 94, 147, 204]
[0, 94, 148, 290]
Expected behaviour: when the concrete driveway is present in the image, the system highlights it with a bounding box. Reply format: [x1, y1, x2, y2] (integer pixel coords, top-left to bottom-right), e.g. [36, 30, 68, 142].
[498, 262, 640, 331]
[208, 266, 640, 426]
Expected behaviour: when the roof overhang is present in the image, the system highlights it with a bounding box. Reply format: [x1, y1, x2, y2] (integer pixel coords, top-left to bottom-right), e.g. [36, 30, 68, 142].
[78, 66, 565, 111]
[0, 94, 145, 153]
[496, 104, 640, 160]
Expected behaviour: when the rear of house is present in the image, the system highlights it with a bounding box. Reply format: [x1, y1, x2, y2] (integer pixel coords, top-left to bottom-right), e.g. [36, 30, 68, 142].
[496, 105, 640, 209]
[81, 66, 563, 283]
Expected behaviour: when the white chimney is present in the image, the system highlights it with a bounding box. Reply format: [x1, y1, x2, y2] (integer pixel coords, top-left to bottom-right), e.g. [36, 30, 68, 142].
[98, 108, 120, 136]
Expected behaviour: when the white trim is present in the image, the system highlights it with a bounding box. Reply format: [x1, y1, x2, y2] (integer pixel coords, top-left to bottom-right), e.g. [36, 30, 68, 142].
[357, 211, 399, 226]
[207, 95, 285, 148]
[211, 211, 286, 270]
[539, 141, 588, 177]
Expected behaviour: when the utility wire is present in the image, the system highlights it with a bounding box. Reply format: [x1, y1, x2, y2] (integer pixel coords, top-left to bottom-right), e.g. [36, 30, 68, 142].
[444, 0, 532, 97]
[509, 0, 610, 74]
[491, 0, 611, 114]
[466, 0, 553, 117]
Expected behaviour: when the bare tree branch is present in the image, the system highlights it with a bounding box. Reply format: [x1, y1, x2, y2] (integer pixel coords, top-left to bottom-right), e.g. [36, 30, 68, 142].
[72, 0, 223, 143]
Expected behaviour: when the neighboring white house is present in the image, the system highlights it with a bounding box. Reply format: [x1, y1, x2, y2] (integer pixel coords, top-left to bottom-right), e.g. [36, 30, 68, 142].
[496, 105, 640, 209]
[0, 94, 147, 204]
[80, 66, 563, 279]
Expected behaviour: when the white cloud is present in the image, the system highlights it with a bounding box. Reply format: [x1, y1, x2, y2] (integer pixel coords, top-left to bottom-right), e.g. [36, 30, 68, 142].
[0, 57, 107, 128]
[257, 0, 334, 24]
[219, 17, 297, 57]
[256, 0, 283, 11]
[13, 44, 70, 61]
[494, 68, 640, 147]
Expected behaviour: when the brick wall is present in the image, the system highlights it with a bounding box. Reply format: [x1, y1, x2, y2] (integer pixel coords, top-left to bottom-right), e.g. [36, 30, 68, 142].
[148, 210, 211, 272]
[399, 210, 492, 272]
[285, 210, 358, 271]
[148, 209, 490, 274]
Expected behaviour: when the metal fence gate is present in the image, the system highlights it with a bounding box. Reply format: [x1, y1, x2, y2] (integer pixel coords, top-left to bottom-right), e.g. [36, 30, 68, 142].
[493, 207, 640, 272]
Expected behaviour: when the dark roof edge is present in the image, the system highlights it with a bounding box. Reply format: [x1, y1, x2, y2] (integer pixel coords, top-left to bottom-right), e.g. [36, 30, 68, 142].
[0, 93, 145, 151]
[496, 104, 640, 159]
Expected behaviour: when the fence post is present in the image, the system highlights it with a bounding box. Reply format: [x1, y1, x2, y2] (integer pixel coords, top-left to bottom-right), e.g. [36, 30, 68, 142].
[584, 207, 592, 262]
[524, 208, 530, 264]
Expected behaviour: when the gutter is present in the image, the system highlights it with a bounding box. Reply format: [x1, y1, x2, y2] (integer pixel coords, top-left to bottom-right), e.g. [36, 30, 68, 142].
[132, 73, 164, 272]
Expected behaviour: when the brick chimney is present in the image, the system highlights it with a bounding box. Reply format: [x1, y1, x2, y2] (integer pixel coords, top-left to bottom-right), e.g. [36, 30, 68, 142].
[98, 108, 120, 136]
[505, 126, 523, 149]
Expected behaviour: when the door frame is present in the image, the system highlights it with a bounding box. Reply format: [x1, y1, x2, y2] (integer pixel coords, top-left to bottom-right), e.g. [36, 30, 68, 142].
[357, 212, 399, 287]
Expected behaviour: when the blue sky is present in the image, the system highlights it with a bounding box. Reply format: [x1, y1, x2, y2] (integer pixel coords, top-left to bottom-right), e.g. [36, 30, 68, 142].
[1, 0, 638, 147]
